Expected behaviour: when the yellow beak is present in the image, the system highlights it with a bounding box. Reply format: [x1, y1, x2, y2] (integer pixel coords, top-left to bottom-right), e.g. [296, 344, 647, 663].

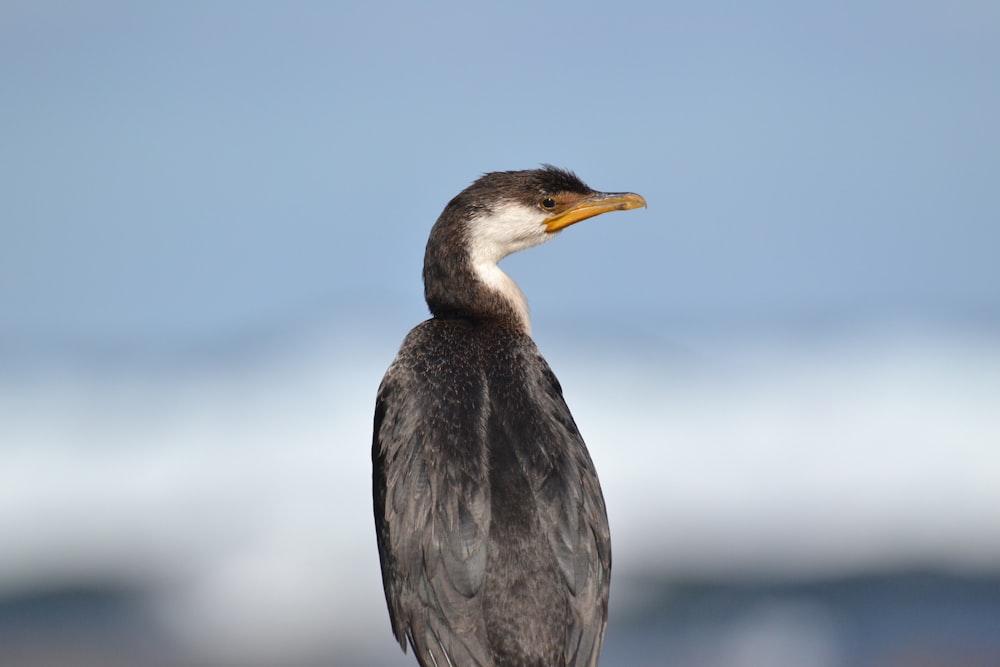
[544, 192, 647, 233]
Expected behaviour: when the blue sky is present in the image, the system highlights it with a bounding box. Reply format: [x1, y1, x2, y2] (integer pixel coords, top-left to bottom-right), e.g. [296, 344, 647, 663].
[3, 1, 999, 353]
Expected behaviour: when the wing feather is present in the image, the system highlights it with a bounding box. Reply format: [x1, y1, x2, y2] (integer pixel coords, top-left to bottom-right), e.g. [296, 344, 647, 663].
[373, 326, 492, 667]
[529, 353, 612, 667]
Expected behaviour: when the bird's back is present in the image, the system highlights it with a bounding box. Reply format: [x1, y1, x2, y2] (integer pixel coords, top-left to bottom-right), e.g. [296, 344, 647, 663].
[373, 317, 611, 667]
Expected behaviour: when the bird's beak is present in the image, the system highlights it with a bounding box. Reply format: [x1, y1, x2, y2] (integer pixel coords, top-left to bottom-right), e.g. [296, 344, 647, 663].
[544, 192, 647, 233]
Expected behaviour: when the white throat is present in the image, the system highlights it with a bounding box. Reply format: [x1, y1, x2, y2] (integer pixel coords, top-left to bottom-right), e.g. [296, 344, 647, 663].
[466, 202, 554, 335]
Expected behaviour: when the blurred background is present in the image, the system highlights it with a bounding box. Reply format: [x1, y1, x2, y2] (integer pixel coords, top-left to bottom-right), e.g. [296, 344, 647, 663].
[3, 1, 1000, 665]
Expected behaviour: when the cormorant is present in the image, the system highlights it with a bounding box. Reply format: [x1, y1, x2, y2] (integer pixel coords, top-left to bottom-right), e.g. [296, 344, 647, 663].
[373, 166, 646, 666]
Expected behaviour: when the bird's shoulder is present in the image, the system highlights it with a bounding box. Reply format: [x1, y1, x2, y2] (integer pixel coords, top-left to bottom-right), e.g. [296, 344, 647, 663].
[380, 316, 546, 390]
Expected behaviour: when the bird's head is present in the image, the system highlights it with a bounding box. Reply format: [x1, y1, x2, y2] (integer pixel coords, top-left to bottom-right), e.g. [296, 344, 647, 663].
[445, 165, 647, 263]
[423, 166, 646, 329]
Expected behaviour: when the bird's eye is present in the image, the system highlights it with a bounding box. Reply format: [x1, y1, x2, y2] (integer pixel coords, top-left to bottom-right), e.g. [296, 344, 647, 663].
[541, 198, 557, 209]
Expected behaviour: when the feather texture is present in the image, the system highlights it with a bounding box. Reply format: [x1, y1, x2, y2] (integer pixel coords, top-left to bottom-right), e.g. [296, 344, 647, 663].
[373, 319, 610, 666]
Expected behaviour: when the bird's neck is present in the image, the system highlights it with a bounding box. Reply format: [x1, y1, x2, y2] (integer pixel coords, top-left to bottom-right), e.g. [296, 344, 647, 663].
[423, 229, 532, 334]
[469, 260, 531, 333]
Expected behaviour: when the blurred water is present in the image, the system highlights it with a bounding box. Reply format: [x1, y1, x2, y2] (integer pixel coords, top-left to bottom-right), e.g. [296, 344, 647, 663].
[2, 318, 999, 665]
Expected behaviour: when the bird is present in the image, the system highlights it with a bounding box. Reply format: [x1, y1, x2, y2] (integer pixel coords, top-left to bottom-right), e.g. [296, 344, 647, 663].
[372, 166, 646, 667]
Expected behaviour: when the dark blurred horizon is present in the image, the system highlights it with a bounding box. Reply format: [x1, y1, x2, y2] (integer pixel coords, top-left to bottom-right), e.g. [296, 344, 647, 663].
[4, 569, 1000, 667]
